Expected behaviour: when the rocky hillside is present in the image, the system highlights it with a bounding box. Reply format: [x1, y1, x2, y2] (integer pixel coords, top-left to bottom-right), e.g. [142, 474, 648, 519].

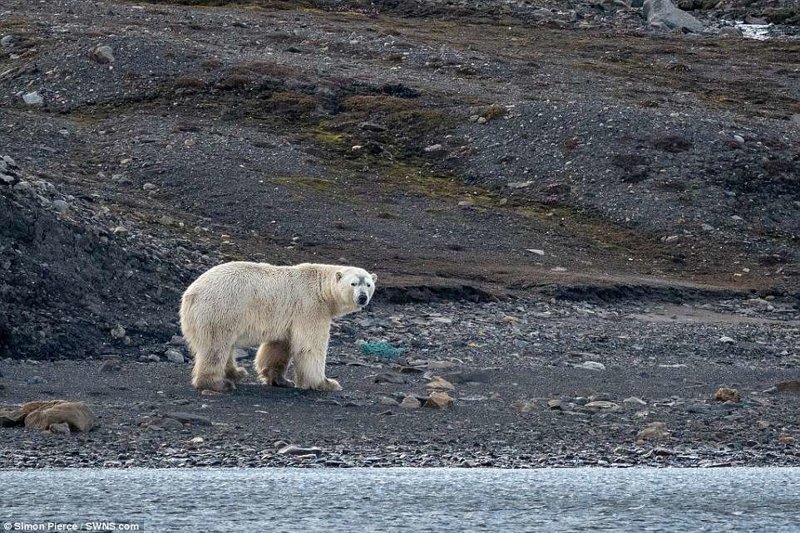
[0, 156, 224, 359]
[0, 0, 798, 360]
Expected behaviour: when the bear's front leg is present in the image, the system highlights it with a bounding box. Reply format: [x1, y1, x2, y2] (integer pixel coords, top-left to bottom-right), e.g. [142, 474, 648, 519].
[290, 325, 340, 391]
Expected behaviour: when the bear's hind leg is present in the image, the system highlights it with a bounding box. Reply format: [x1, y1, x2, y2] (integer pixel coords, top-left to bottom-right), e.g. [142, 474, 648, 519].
[225, 351, 249, 384]
[290, 329, 341, 392]
[255, 341, 294, 388]
[192, 340, 236, 392]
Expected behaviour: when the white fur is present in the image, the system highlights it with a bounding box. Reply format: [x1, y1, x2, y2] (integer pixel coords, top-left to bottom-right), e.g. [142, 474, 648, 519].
[179, 262, 376, 392]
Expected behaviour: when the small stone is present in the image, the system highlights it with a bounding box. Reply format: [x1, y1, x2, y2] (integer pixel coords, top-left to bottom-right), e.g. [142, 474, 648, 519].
[441, 370, 490, 384]
[636, 421, 669, 442]
[278, 444, 323, 456]
[718, 336, 735, 344]
[52, 200, 69, 213]
[26, 375, 47, 385]
[48, 422, 71, 435]
[575, 361, 605, 371]
[424, 391, 453, 409]
[547, 399, 562, 410]
[507, 180, 533, 189]
[23, 92, 43, 106]
[513, 400, 536, 413]
[190, 436, 205, 444]
[110, 324, 126, 339]
[526, 249, 545, 256]
[757, 420, 771, 430]
[733, 134, 745, 144]
[165, 349, 185, 364]
[423, 144, 443, 153]
[460, 395, 488, 402]
[400, 395, 422, 409]
[585, 400, 620, 410]
[142, 183, 156, 191]
[99, 360, 121, 373]
[425, 360, 456, 370]
[147, 354, 161, 363]
[776, 380, 800, 394]
[623, 396, 647, 407]
[90, 45, 115, 64]
[425, 376, 455, 391]
[374, 372, 406, 385]
[360, 121, 386, 132]
[714, 387, 740, 403]
[778, 434, 795, 445]
[166, 412, 212, 426]
[0, 35, 15, 48]
[378, 396, 399, 406]
[718, 27, 743, 38]
[477, 116, 487, 124]
[169, 335, 186, 346]
[158, 417, 185, 431]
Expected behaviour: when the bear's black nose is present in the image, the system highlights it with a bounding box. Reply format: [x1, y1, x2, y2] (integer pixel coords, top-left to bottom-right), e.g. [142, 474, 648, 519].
[358, 294, 368, 305]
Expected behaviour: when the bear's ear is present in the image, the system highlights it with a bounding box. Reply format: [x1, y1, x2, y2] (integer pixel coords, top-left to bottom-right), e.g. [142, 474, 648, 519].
[370, 273, 378, 282]
[336, 271, 343, 281]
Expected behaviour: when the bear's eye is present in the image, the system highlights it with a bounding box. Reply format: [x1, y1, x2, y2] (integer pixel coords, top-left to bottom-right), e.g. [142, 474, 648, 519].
[366, 283, 372, 288]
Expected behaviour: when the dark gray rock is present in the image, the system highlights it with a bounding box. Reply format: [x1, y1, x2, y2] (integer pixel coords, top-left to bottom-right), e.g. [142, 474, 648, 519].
[442, 369, 491, 384]
[374, 372, 406, 384]
[90, 45, 115, 64]
[165, 412, 212, 426]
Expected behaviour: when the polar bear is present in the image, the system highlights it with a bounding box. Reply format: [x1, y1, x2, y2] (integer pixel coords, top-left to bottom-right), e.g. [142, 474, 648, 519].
[179, 262, 376, 393]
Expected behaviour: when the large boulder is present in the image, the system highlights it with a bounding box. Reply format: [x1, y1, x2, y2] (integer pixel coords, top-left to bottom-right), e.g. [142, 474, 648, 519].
[643, 0, 704, 33]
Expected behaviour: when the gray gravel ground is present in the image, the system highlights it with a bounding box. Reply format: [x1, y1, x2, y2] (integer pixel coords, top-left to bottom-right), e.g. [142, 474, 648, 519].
[1, 294, 798, 468]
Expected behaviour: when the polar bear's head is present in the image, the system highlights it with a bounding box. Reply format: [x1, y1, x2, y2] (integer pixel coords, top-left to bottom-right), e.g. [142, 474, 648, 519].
[335, 267, 377, 310]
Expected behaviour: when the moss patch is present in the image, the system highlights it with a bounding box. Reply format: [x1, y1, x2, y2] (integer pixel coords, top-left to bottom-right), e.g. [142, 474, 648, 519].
[271, 175, 338, 193]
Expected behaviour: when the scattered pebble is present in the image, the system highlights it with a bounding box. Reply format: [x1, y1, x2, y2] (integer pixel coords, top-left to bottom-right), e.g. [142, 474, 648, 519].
[22, 92, 43, 106]
[90, 44, 115, 64]
[714, 387, 740, 403]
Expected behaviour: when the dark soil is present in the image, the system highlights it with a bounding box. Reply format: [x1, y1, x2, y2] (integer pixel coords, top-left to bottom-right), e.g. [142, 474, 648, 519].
[0, 0, 798, 467]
